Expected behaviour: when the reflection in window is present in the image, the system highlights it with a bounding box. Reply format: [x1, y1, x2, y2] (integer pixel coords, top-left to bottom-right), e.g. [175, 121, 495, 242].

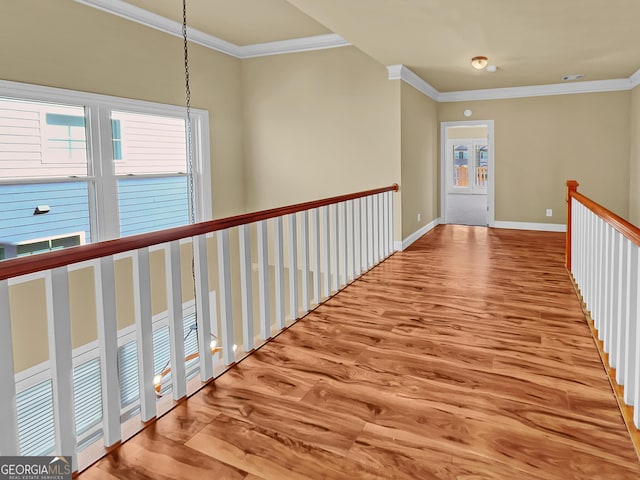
[453, 145, 469, 187]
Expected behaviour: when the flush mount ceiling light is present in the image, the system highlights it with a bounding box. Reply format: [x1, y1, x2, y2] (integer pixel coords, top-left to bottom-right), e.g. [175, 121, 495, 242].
[471, 56, 488, 70]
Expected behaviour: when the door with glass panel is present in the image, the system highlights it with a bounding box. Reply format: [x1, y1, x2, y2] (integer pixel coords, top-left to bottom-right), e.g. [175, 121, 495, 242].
[445, 139, 488, 225]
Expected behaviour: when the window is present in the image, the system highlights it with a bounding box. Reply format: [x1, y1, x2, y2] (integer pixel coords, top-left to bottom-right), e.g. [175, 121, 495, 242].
[0, 80, 211, 260]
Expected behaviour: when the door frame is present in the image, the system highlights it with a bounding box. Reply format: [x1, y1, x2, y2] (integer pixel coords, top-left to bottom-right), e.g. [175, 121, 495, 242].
[440, 120, 495, 226]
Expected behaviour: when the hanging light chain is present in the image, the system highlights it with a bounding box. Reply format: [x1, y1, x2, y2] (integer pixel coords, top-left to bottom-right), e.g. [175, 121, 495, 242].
[183, 0, 195, 225]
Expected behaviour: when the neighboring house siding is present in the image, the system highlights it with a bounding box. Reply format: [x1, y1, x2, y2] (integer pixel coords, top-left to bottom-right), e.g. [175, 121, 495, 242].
[117, 176, 189, 237]
[0, 182, 90, 244]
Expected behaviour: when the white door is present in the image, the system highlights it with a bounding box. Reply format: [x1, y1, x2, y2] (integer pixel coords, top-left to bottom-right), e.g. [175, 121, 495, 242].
[445, 139, 488, 225]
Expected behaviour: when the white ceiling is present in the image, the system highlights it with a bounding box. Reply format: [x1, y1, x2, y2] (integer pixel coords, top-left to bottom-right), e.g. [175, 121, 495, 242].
[84, 0, 640, 92]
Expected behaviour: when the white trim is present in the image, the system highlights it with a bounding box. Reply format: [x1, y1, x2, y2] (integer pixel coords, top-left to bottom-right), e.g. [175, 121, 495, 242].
[73, 0, 349, 59]
[630, 67, 640, 89]
[0, 79, 208, 129]
[73, 0, 241, 57]
[397, 218, 440, 251]
[387, 64, 640, 102]
[387, 65, 439, 101]
[493, 221, 567, 232]
[441, 120, 495, 227]
[439, 78, 633, 102]
[241, 34, 350, 58]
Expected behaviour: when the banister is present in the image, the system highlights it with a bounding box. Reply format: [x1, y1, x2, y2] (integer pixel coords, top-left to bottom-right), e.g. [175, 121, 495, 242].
[567, 181, 640, 248]
[0, 183, 399, 281]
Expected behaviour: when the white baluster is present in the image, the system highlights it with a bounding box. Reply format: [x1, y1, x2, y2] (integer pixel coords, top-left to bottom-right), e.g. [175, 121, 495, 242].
[585, 206, 592, 306]
[217, 229, 236, 365]
[348, 200, 355, 282]
[136, 247, 160, 415]
[593, 217, 601, 329]
[274, 217, 286, 329]
[596, 217, 606, 331]
[45, 268, 77, 466]
[257, 220, 271, 340]
[624, 242, 638, 404]
[164, 240, 187, 401]
[378, 194, 385, 260]
[300, 211, 311, 313]
[372, 194, 380, 264]
[389, 191, 395, 252]
[193, 235, 213, 381]
[354, 198, 362, 277]
[0, 279, 18, 455]
[311, 208, 321, 305]
[95, 257, 121, 447]
[239, 224, 254, 352]
[322, 206, 331, 298]
[615, 237, 629, 383]
[331, 203, 339, 292]
[288, 214, 299, 321]
[367, 196, 374, 269]
[362, 196, 369, 271]
[382, 192, 389, 257]
[340, 202, 348, 287]
[609, 229, 621, 360]
[601, 225, 612, 349]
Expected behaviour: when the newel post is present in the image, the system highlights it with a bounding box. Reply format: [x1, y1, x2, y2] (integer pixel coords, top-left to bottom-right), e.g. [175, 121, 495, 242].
[566, 180, 579, 270]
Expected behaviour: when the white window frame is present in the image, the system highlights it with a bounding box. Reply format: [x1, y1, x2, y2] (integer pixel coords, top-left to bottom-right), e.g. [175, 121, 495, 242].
[446, 137, 488, 195]
[0, 79, 212, 242]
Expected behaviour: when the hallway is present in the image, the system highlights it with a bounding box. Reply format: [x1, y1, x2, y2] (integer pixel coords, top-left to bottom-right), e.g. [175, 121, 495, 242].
[80, 225, 640, 479]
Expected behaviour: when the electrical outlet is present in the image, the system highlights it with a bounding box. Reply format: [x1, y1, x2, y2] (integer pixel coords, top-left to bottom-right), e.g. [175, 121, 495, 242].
[546, 209, 553, 217]
[417, 213, 421, 222]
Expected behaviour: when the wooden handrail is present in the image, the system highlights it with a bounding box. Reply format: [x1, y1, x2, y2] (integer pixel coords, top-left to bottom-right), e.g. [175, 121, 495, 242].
[0, 184, 399, 281]
[566, 180, 640, 255]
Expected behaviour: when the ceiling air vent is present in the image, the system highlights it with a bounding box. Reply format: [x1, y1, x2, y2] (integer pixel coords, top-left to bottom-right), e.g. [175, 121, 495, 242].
[561, 74, 584, 81]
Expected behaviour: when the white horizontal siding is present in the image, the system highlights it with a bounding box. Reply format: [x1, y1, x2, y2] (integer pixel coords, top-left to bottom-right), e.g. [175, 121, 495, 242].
[112, 111, 186, 176]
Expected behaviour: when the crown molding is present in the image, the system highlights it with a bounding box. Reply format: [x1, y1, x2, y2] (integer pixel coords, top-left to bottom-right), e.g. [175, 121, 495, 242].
[73, 0, 349, 59]
[241, 34, 350, 58]
[388, 64, 639, 103]
[387, 65, 439, 101]
[439, 78, 633, 102]
[629, 67, 640, 89]
[438, 78, 632, 102]
[74, 0, 242, 56]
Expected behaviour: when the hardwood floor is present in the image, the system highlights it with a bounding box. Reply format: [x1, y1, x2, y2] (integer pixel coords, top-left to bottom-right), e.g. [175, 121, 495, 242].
[80, 225, 640, 479]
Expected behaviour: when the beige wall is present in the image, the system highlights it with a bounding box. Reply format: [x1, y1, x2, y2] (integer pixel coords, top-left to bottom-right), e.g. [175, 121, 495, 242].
[0, 0, 245, 218]
[241, 46, 401, 239]
[400, 82, 438, 238]
[438, 92, 631, 224]
[630, 85, 640, 226]
[446, 126, 488, 139]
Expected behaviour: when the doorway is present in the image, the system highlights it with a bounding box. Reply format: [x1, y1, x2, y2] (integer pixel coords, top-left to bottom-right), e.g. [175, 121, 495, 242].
[440, 120, 494, 226]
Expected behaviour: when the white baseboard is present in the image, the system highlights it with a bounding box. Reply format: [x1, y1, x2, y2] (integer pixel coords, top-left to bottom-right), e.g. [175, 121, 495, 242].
[396, 218, 441, 251]
[493, 221, 567, 233]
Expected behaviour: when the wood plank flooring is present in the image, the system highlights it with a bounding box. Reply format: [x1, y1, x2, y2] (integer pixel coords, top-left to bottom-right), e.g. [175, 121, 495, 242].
[80, 225, 640, 479]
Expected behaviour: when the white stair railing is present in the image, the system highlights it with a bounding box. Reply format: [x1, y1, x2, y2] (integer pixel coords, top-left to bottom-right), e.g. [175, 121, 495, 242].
[566, 180, 640, 432]
[0, 184, 398, 473]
